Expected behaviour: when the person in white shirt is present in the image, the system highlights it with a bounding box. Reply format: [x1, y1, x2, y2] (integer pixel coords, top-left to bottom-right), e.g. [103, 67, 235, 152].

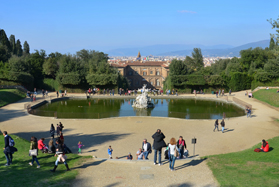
[142, 139, 152, 160]
[168, 138, 179, 171]
[136, 148, 144, 160]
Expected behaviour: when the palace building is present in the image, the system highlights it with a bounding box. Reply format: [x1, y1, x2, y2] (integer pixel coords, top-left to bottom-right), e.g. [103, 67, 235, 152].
[110, 52, 170, 89]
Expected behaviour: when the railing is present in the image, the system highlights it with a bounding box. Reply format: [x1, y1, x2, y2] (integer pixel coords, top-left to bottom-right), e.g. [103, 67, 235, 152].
[28, 109, 245, 119]
[24, 95, 54, 109]
[232, 97, 252, 109]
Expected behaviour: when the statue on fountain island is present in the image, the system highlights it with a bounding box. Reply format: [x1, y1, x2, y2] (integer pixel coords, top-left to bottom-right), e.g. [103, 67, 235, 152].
[132, 84, 155, 109]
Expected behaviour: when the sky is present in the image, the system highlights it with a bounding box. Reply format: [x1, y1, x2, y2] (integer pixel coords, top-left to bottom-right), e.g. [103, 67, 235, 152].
[0, 0, 278, 54]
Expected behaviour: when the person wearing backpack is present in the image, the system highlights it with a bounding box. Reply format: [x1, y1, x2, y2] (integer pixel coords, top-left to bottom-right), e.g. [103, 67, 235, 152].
[2, 131, 15, 166]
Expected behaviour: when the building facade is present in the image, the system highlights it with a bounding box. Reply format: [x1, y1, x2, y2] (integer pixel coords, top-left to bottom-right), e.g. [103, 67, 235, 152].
[111, 60, 169, 89]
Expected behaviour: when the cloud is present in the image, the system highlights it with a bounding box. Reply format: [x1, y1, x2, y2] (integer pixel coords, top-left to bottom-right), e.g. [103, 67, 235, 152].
[178, 10, 197, 14]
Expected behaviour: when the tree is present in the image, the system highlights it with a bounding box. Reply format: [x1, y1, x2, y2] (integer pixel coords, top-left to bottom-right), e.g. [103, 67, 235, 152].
[26, 50, 46, 81]
[8, 55, 29, 72]
[169, 59, 187, 75]
[0, 29, 11, 52]
[225, 62, 242, 76]
[43, 57, 59, 78]
[15, 39, 23, 56]
[23, 41, 30, 55]
[263, 58, 279, 78]
[269, 37, 275, 50]
[0, 44, 11, 62]
[184, 48, 204, 73]
[9, 35, 16, 54]
[268, 16, 279, 45]
[211, 59, 230, 75]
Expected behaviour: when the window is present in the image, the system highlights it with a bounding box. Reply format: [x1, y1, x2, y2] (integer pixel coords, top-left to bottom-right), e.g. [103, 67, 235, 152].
[150, 71, 153, 74]
[156, 71, 160, 75]
[151, 81, 153, 85]
[156, 79, 160, 86]
[143, 72, 147, 75]
[128, 71, 133, 76]
[142, 68, 147, 70]
[136, 80, 139, 85]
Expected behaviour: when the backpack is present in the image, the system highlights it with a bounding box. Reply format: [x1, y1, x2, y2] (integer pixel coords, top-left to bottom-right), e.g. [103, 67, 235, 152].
[9, 136, 15, 147]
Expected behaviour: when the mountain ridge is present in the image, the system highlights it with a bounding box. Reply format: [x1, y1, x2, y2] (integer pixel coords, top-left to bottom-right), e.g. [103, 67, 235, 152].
[106, 40, 269, 57]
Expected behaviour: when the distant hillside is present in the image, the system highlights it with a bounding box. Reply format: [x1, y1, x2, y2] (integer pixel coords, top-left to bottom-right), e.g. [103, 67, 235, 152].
[106, 40, 269, 57]
[106, 44, 234, 56]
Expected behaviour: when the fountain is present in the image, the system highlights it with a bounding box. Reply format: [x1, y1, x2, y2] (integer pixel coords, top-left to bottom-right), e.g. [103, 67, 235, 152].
[132, 84, 155, 109]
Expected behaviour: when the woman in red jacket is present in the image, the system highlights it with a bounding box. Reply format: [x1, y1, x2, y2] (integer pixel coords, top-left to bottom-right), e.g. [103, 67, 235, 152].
[260, 139, 269, 152]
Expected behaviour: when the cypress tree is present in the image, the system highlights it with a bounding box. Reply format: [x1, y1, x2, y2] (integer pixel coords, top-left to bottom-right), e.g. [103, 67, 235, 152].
[9, 34, 16, 54]
[15, 39, 23, 56]
[23, 41, 30, 55]
[0, 29, 11, 52]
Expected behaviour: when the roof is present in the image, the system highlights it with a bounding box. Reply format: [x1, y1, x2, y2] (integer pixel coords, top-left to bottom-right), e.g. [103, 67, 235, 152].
[110, 61, 170, 68]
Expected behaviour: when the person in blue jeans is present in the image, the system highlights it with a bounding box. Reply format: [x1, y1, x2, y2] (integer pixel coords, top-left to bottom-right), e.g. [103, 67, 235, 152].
[29, 136, 40, 168]
[246, 107, 251, 118]
[168, 138, 179, 171]
[152, 129, 166, 165]
[220, 119, 225, 133]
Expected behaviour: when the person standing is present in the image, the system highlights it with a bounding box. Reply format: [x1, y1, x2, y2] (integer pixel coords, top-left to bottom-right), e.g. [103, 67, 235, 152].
[177, 136, 187, 159]
[168, 138, 179, 171]
[142, 139, 152, 160]
[56, 91, 59, 98]
[112, 89, 115, 96]
[29, 136, 40, 168]
[221, 119, 225, 133]
[213, 119, 219, 132]
[56, 124, 61, 137]
[108, 146, 113, 159]
[229, 89, 231, 95]
[152, 129, 166, 165]
[59, 122, 64, 133]
[50, 139, 70, 172]
[50, 124, 55, 139]
[175, 89, 178, 96]
[3, 131, 14, 166]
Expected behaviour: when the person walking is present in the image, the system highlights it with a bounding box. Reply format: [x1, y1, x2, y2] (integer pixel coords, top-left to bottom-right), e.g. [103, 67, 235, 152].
[168, 138, 179, 171]
[29, 136, 40, 168]
[213, 119, 219, 132]
[221, 119, 225, 133]
[175, 89, 178, 96]
[59, 122, 64, 133]
[152, 129, 167, 166]
[177, 136, 187, 159]
[229, 89, 231, 95]
[50, 124, 55, 139]
[142, 139, 152, 160]
[50, 139, 70, 172]
[3, 131, 16, 166]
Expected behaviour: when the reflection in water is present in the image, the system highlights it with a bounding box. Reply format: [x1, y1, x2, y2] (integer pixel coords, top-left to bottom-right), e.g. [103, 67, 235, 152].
[31, 98, 245, 119]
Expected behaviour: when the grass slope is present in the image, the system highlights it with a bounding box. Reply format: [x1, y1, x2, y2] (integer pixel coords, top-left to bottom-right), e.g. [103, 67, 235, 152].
[207, 133, 279, 187]
[0, 89, 26, 107]
[253, 89, 279, 107]
[0, 135, 90, 187]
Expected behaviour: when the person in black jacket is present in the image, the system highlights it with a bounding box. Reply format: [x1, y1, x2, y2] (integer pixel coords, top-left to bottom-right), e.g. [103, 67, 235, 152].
[50, 124, 55, 139]
[152, 129, 166, 165]
[2, 131, 13, 166]
[50, 139, 70, 172]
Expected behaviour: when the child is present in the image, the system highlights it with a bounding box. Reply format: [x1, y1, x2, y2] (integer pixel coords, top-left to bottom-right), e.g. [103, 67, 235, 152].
[108, 146, 113, 159]
[78, 141, 84, 154]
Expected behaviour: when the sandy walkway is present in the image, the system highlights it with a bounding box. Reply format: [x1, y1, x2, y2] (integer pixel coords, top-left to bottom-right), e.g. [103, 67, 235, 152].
[1, 91, 278, 186]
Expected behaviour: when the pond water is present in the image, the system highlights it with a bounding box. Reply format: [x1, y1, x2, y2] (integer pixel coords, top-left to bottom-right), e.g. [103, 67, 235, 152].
[30, 98, 245, 119]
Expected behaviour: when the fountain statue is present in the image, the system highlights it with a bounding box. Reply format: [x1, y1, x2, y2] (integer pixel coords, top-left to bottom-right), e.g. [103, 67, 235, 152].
[132, 84, 154, 109]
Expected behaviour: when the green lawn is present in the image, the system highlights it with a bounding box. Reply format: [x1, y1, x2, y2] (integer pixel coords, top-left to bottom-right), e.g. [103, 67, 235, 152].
[253, 89, 279, 107]
[0, 135, 90, 187]
[0, 89, 26, 107]
[206, 133, 279, 187]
